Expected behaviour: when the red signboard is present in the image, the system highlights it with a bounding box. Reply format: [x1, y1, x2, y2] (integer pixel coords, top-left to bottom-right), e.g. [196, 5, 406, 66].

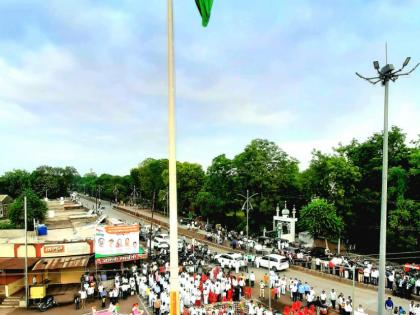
[95, 253, 147, 265]
[43, 245, 65, 254]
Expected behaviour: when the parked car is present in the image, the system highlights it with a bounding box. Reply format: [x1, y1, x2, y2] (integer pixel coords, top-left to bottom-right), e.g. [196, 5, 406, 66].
[255, 254, 289, 271]
[214, 253, 245, 269]
[310, 247, 330, 260]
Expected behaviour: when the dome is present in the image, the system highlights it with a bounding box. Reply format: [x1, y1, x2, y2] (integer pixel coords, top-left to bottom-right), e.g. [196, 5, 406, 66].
[282, 202, 289, 216]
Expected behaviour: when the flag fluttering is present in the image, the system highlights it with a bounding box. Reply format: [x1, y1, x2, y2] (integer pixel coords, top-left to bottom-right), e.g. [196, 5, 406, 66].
[195, 0, 213, 27]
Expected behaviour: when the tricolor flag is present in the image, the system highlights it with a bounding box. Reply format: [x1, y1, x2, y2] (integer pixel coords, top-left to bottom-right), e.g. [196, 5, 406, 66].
[195, 0, 213, 27]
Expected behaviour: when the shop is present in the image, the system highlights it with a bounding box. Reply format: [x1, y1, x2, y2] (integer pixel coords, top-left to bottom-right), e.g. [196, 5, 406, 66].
[31, 255, 91, 287]
[0, 258, 39, 297]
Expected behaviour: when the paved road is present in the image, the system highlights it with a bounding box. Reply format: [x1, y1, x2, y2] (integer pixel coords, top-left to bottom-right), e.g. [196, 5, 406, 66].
[78, 196, 413, 315]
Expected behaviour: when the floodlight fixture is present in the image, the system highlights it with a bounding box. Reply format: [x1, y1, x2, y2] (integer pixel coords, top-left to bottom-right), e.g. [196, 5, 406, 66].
[403, 57, 411, 67]
[373, 61, 380, 70]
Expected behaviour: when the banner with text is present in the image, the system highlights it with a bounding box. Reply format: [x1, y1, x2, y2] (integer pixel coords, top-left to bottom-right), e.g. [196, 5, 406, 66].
[95, 224, 140, 258]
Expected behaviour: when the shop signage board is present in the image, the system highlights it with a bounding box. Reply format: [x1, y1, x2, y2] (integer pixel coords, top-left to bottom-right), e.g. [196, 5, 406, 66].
[42, 242, 91, 257]
[95, 253, 147, 265]
[95, 224, 141, 258]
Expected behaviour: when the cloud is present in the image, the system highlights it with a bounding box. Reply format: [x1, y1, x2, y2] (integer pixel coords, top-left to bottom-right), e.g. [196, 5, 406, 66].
[0, 100, 40, 125]
[0, 0, 419, 175]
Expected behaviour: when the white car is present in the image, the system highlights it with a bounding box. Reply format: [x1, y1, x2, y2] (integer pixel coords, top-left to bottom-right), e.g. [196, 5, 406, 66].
[154, 233, 170, 243]
[255, 254, 289, 271]
[147, 238, 169, 250]
[215, 253, 245, 269]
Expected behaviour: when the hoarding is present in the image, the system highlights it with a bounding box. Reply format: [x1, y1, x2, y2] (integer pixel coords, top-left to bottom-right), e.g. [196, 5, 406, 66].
[95, 225, 140, 258]
[95, 253, 147, 265]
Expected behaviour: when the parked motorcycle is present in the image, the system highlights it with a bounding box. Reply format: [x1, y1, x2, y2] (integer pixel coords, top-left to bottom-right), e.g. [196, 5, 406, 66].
[37, 296, 57, 312]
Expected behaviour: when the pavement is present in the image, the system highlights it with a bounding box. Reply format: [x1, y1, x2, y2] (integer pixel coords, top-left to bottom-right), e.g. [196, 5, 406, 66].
[78, 196, 414, 315]
[0, 295, 140, 315]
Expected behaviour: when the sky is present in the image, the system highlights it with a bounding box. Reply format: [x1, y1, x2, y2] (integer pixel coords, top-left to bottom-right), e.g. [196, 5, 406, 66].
[0, 0, 419, 176]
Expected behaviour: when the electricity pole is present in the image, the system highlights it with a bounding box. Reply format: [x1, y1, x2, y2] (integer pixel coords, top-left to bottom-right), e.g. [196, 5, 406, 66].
[113, 185, 119, 204]
[356, 49, 418, 315]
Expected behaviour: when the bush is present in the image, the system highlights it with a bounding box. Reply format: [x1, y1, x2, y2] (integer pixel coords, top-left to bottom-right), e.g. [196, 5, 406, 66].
[0, 219, 15, 229]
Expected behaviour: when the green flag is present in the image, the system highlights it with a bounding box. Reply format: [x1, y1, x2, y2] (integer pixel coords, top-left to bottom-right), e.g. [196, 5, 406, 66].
[195, 0, 213, 27]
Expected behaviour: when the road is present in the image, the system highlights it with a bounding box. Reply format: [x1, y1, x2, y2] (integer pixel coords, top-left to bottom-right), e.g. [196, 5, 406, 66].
[78, 196, 412, 315]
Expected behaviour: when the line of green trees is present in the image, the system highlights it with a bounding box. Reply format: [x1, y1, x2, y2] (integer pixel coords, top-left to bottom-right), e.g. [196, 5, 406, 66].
[0, 127, 418, 253]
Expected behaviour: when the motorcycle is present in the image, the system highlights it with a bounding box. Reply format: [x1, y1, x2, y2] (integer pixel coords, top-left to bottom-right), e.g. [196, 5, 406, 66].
[37, 296, 57, 312]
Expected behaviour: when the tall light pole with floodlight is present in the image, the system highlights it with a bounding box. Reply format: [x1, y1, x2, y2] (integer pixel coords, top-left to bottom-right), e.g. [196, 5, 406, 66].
[356, 53, 418, 315]
[238, 190, 258, 290]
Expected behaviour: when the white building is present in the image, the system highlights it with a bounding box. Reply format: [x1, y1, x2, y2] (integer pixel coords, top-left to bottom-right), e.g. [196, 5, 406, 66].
[272, 202, 298, 243]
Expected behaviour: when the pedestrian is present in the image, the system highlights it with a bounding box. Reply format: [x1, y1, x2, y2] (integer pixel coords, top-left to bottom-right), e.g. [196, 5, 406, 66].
[154, 297, 161, 315]
[259, 280, 265, 298]
[250, 271, 255, 287]
[320, 290, 327, 305]
[101, 290, 107, 308]
[344, 301, 352, 315]
[330, 289, 337, 309]
[79, 289, 87, 309]
[385, 297, 394, 315]
[74, 294, 80, 310]
[409, 301, 415, 315]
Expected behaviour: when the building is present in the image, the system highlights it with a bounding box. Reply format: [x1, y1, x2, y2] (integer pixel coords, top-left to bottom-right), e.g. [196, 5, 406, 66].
[0, 195, 13, 219]
[272, 202, 298, 243]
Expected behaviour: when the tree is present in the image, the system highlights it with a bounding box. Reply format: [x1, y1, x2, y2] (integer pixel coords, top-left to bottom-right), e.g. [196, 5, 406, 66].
[30, 166, 71, 198]
[298, 198, 344, 241]
[388, 199, 420, 251]
[176, 162, 205, 215]
[8, 189, 48, 230]
[132, 158, 168, 207]
[233, 139, 301, 232]
[300, 151, 361, 240]
[0, 169, 31, 198]
[196, 154, 237, 222]
[162, 161, 205, 215]
[336, 126, 416, 252]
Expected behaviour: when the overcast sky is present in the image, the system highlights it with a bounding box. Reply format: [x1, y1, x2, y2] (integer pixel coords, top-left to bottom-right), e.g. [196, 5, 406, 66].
[0, 1, 419, 176]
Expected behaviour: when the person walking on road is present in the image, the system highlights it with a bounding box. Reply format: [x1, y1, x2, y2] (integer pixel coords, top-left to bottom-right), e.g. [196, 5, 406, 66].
[385, 296, 394, 315]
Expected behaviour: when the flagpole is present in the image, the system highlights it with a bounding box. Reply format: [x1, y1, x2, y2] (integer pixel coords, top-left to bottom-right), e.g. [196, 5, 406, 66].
[168, 0, 180, 315]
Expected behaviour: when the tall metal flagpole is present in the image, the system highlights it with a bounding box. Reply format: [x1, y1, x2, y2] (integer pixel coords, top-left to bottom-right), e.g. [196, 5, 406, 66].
[24, 196, 28, 308]
[168, 0, 180, 314]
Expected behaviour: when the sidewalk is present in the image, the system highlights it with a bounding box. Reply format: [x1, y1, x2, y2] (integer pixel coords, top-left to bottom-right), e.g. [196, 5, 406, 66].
[5, 295, 142, 315]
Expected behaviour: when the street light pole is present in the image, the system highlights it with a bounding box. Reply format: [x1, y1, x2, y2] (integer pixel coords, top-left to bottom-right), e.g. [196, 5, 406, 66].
[238, 190, 257, 291]
[356, 52, 418, 315]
